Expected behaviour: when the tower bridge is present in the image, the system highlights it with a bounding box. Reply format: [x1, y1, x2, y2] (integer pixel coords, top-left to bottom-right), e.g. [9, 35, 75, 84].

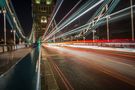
[0, 0, 135, 90]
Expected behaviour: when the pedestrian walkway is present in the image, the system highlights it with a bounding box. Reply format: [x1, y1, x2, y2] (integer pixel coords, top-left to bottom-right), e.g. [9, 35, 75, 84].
[0, 47, 39, 90]
[0, 47, 32, 75]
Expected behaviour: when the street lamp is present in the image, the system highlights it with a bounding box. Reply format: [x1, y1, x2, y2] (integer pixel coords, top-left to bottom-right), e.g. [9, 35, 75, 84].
[106, 15, 110, 42]
[53, 34, 56, 43]
[3, 9, 7, 45]
[92, 30, 96, 42]
[11, 30, 16, 45]
[71, 36, 73, 41]
[41, 16, 47, 23]
[19, 38, 22, 44]
[83, 36, 85, 43]
[130, 0, 134, 41]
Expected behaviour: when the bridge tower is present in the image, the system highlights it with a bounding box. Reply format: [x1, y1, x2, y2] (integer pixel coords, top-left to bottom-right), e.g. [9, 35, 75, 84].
[32, 0, 55, 40]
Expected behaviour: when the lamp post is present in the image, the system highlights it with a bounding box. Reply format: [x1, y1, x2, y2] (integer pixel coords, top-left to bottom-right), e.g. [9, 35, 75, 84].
[71, 36, 73, 41]
[53, 35, 55, 43]
[11, 30, 16, 45]
[83, 36, 85, 43]
[105, 4, 110, 42]
[92, 30, 96, 42]
[130, 0, 134, 41]
[3, 9, 7, 45]
[13, 30, 16, 45]
[106, 15, 110, 42]
[19, 38, 22, 44]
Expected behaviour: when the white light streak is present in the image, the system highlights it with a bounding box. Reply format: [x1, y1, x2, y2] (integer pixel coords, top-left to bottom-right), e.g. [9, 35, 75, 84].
[44, 0, 82, 40]
[47, 5, 135, 41]
[42, 0, 64, 40]
[44, 0, 104, 41]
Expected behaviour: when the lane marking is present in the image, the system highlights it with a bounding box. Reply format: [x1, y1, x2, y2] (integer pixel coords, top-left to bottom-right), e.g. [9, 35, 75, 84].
[50, 60, 74, 90]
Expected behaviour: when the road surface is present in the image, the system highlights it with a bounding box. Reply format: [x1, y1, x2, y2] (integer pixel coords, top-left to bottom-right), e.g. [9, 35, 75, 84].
[42, 45, 135, 90]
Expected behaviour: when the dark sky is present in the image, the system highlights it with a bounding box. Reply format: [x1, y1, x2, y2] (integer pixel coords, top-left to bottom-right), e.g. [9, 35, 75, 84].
[55, 0, 86, 23]
[10, 0, 81, 36]
[1, 0, 82, 39]
[0, 0, 84, 39]
[1, 0, 134, 40]
[12, 0, 32, 36]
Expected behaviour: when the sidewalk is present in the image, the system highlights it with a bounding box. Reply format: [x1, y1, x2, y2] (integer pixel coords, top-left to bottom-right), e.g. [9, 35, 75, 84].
[0, 47, 32, 75]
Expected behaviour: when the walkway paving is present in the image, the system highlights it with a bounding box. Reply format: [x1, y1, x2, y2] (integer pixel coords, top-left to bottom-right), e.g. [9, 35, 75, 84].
[0, 48, 32, 75]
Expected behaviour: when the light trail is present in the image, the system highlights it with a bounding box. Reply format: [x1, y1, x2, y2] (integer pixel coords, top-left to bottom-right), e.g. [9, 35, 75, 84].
[44, 0, 98, 40]
[50, 24, 89, 40]
[55, 0, 96, 31]
[43, 0, 83, 40]
[47, 5, 135, 41]
[43, 45, 135, 89]
[43, 0, 104, 41]
[42, 2, 99, 40]
[56, 0, 83, 26]
[43, 0, 94, 41]
[42, 0, 64, 40]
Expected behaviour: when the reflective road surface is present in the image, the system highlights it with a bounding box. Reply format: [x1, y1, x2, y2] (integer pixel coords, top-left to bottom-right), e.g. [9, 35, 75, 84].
[42, 45, 135, 90]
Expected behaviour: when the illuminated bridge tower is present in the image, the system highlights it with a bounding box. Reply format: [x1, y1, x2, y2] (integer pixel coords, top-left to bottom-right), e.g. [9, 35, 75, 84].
[32, 0, 55, 40]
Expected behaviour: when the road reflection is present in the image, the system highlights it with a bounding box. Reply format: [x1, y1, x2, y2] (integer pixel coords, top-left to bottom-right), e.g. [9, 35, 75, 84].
[43, 45, 135, 90]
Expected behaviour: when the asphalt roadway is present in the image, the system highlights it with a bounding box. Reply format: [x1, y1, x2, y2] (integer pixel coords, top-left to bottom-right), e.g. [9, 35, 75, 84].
[42, 45, 135, 90]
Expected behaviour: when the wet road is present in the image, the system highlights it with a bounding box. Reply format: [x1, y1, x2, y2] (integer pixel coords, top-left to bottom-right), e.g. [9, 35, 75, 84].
[42, 45, 135, 90]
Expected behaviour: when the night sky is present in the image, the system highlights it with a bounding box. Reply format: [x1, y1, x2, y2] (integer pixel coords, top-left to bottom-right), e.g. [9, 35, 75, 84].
[10, 0, 81, 36]
[1, 0, 81, 40]
[12, 0, 32, 36]
[0, 0, 135, 41]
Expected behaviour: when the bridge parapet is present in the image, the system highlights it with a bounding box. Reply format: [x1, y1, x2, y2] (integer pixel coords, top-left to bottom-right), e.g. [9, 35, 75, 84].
[0, 44, 27, 53]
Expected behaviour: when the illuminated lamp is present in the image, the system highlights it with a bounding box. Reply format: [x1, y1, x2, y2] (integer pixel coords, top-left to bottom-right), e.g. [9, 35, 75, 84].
[41, 16, 47, 23]
[46, 0, 52, 5]
[35, 0, 40, 4]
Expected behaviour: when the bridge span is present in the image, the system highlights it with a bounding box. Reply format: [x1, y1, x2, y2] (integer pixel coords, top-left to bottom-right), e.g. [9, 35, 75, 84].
[0, 0, 135, 90]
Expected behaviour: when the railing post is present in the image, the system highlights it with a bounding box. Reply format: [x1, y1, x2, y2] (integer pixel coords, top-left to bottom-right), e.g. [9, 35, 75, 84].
[130, 0, 134, 41]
